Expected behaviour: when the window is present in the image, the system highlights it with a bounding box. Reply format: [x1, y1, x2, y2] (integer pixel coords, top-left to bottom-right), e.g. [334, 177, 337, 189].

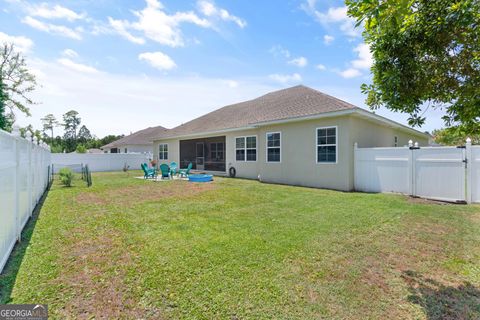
[266, 132, 281, 162]
[235, 137, 245, 161]
[124, 148, 128, 153]
[394, 136, 398, 147]
[235, 136, 256, 161]
[317, 127, 337, 163]
[246, 136, 257, 161]
[159, 143, 168, 160]
[210, 142, 224, 160]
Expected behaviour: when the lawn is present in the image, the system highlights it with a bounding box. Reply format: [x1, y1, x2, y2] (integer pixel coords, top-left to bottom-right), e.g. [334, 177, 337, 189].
[1, 171, 479, 319]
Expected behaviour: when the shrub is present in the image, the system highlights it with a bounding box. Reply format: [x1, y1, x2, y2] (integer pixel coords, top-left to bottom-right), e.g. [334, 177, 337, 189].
[76, 144, 87, 153]
[59, 167, 74, 187]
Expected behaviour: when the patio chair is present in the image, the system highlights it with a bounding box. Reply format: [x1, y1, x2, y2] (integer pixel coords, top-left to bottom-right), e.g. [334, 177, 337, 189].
[141, 163, 156, 179]
[170, 161, 178, 176]
[179, 162, 193, 178]
[159, 164, 171, 180]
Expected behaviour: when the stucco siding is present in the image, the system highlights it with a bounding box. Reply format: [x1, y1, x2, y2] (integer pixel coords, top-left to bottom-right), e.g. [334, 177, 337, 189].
[152, 114, 429, 191]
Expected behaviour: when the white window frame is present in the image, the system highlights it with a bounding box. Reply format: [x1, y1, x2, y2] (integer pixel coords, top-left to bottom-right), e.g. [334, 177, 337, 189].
[210, 142, 225, 161]
[158, 143, 168, 160]
[266, 131, 281, 163]
[316, 126, 337, 164]
[235, 136, 257, 162]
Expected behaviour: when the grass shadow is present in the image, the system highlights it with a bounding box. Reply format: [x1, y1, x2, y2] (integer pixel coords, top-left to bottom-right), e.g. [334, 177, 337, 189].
[0, 185, 50, 304]
[402, 270, 480, 319]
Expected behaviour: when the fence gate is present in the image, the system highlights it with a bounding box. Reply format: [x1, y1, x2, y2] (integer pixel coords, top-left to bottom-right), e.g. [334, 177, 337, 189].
[412, 147, 467, 203]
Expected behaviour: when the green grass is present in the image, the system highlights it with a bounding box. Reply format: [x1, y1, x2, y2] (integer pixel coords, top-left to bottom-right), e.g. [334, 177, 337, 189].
[1, 171, 479, 319]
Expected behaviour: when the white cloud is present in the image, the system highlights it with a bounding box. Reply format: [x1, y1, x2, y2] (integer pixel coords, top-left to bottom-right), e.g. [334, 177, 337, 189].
[269, 73, 302, 84]
[16, 58, 277, 137]
[27, 3, 85, 21]
[57, 58, 99, 73]
[61, 49, 78, 58]
[269, 45, 290, 59]
[339, 68, 361, 78]
[336, 43, 372, 79]
[302, 2, 360, 38]
[351, 43, 372, 69]
[0, 32, 34, 52]
[138, 51, 177, 70]
[197, 0, 247, 28]
[108, 0, 211, 47]
[323, 34, 334, 45]
[108, 17, 145, 44]
[287, 56, 308, 67]
[224, 80, 239, 88]
[316, 64, 326, 70]
[22, 16, 82, 40]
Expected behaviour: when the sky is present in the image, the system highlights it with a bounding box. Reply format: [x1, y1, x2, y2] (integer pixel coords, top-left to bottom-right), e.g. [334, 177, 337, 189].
[1, 0, 444, 138]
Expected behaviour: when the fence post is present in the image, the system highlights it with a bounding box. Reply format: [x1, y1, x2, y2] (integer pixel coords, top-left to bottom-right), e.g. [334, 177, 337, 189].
[466, 138, 472, 204]
[25, 131, 33, 218]
[12, 126, 21, 241]
[353, 142, 358, 191]
[408, 140, 414, 196]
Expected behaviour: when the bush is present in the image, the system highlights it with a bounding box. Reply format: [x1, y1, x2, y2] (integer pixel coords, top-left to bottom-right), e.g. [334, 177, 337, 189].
[59, 168, 74, 187]
[76, 144, 87, 153]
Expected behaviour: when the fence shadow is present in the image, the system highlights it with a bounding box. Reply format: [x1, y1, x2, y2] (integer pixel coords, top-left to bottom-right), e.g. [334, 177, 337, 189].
[402, 270, 480, 320]
[0, 184, 51, 304]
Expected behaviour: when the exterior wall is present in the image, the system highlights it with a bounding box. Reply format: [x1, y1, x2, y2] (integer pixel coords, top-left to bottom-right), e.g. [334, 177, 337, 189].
[347, 116, 429, 148]
[104, 144, 152, 154]
[153, 138, 181, 167]
[153, 114, 429, 191]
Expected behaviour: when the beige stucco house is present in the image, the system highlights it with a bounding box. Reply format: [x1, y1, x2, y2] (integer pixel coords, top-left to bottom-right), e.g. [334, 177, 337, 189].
[152, 85, 429, 191]
[102, 125, 168, 154]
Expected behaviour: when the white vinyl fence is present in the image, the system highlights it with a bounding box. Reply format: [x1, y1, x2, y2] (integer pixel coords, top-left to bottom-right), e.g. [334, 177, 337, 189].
[354, 140, 479, 203]
[51, 153, 150, 172]
[0, 128, 51, 273]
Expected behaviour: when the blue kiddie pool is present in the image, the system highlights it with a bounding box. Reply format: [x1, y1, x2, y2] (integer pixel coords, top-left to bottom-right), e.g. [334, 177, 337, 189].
[188, 174, 213, 182]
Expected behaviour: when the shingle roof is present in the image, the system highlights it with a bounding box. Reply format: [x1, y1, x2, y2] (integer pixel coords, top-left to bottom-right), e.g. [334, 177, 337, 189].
[102, 125, 168, 149]
[157, 85, 358, 139]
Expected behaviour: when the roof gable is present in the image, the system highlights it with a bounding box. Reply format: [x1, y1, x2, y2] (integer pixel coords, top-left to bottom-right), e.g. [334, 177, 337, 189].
[160, 85, 358, 138]
[102, 125, 168, 148]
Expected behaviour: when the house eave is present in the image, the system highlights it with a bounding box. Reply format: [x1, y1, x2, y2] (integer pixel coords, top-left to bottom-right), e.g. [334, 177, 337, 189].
[152, 108, 429, 142]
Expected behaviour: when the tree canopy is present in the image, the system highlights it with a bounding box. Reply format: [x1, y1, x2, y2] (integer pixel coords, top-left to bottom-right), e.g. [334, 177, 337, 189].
[346, 0, 480, 133]
[0, 43, 37, 130]
[41, 113, 59, 141]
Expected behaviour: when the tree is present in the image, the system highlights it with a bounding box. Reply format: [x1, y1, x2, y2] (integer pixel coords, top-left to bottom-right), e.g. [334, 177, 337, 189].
[77, 125, 92, 145]
[19, 124, 41, 141]
[433, 126, 480, 146]
[75, 144, 87, 153]
[40, 114, 59, 142]
[346, 0, 480, 133]
[63, 110, 81, 152]
[0, 43, 37, 130]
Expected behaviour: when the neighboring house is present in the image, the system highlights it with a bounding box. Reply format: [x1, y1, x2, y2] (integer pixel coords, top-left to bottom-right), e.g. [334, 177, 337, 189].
[102, 126, 169, 154]
[152, 85, 429, 191]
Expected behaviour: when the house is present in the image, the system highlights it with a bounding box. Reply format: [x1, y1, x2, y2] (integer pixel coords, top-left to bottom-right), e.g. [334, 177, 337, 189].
[152, 85, 429, 191]
[102, 125, 168, 154]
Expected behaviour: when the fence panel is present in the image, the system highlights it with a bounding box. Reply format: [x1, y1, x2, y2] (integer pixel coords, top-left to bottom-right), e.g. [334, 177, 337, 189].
[51, 153, 150, 172]
[355, 144, 470, 203]
[471, 146, 480, 203]
[413, 147, 466, 202]
[0, 129, 51, 273]
[354, 146, 411, 194]
[0, 131, 17, 274]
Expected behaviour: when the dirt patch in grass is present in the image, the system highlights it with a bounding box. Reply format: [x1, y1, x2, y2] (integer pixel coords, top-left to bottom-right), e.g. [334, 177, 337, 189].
[407, 196, 454, 205]
[76, 180, 215, 207]
[57, 232, 164, 319]
[75, 193, 109, 206]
